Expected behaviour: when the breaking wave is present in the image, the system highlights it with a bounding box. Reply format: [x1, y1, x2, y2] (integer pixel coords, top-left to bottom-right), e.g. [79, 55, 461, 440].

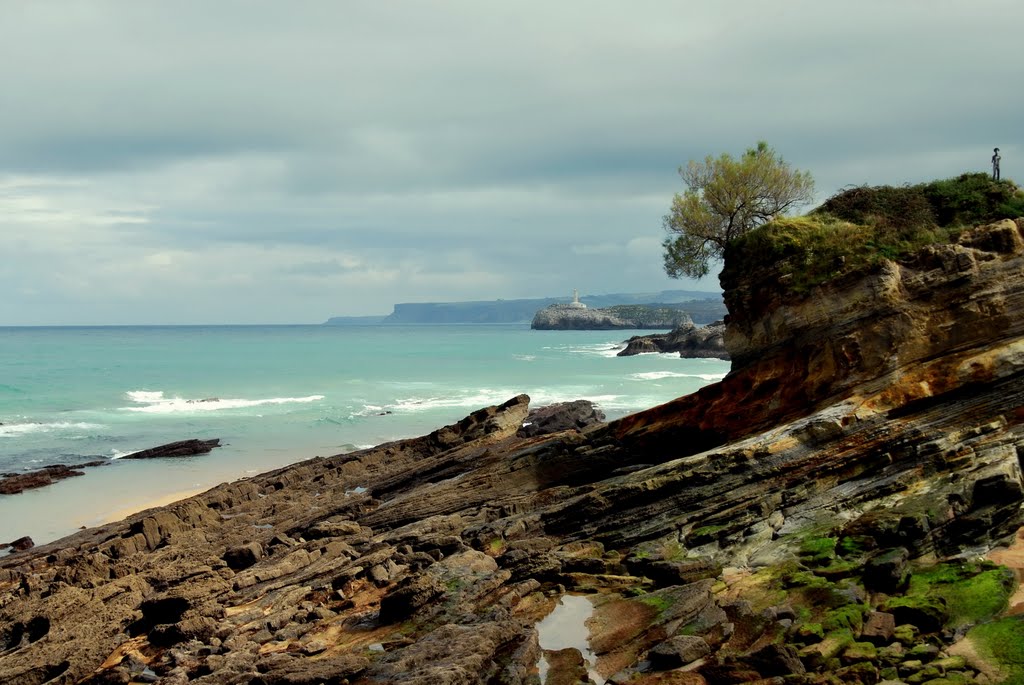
[0, 421, 105, 438]
[122, 390, 325, 414]
[630, 371, 727, 381]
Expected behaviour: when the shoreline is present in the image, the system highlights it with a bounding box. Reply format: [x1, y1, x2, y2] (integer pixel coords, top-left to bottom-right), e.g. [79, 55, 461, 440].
[82, 486, 210, 529]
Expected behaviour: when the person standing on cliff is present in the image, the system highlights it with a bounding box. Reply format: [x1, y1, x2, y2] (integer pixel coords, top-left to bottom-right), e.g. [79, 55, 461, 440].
[992, 147, 1001, 181]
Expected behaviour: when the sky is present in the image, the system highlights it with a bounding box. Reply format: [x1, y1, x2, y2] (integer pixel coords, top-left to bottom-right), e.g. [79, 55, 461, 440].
[1, 1, 1021, 325]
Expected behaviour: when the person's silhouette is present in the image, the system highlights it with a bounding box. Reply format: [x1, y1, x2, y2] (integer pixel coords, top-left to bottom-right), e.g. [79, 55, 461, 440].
[992, 148, 1001, 181]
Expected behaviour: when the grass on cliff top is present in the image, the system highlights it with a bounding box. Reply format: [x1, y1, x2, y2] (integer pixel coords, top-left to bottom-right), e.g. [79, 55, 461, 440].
[723, 173, 1024, 293]
[724, 214, 959, 293]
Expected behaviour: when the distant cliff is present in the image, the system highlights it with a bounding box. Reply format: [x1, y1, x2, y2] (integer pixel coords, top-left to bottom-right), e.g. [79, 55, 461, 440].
[531, 303, 694, 330]
[323, 290, 725, 325]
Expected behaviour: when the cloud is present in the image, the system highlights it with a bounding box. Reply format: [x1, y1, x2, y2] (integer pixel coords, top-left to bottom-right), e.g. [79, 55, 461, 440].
[0, 1, 1021, 323]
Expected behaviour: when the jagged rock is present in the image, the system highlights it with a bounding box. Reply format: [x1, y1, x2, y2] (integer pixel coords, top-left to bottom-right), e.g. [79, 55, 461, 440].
[0, 461, 106, 495]
[517, 400, 606, 438]
[647, 635, 711, 667]
[378, 573, 446, 623]
[618, 320, 729, 359]
[861, 611, 896, 645]
[121, 439, 221, 459]
[864, 548, 910, 593]
[224, 542, 264, 570]
[4, 536, 35, 552]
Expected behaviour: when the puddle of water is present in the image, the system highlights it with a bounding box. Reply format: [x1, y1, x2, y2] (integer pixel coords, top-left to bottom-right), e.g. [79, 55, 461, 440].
[535, 594, 604, 684]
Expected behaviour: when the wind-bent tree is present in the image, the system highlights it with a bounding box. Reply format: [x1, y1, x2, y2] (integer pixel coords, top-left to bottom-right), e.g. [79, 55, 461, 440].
[662, 141, 814, 279]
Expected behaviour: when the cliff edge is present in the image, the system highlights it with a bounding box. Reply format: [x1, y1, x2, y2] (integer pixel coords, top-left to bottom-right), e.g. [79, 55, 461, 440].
[2, 220, 1024, 684]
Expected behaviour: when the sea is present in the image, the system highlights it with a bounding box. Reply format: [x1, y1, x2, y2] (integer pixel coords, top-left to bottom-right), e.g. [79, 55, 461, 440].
[0, 324, 730, 546]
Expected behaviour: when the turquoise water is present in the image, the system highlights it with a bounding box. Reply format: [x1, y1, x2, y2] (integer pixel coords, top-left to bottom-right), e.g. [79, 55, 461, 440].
[0, 325, 729, 544]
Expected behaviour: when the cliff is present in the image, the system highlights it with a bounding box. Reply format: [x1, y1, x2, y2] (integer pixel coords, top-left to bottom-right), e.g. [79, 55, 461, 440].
[531, 304, 694, 330]
[333, 290, 726, 325]
[2, 220, 1024, 684]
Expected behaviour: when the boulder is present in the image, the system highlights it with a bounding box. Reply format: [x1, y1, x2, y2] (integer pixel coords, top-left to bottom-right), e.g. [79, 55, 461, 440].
[517, 400, 606, 438]
[122, 439, 221, 460]
[617, 320, 728, 359]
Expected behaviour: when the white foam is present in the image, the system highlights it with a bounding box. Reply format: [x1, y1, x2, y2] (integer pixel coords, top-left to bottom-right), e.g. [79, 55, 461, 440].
[0, 421, 105, 437]
[121, 390, 325, 414]
[126, 390, 166, 403]
[389, 389, 516, 413]
[512, 354, 537, 362]
[541, 342, 624, 358]
[630, 371, 727, 381]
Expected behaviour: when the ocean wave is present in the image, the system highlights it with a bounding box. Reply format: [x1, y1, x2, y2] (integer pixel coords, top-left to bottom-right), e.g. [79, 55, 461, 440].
[630, 371, 727, 381]
[0, 421, 106, 437]
[512, 354, 537, 362]
[122, 390, 325, 414]
[390, 389, 518, 413]
[541, 342, 624, 358]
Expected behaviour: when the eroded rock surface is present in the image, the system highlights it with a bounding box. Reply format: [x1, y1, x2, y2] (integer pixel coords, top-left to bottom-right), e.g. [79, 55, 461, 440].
[1, 221, 1024, 683]
[618, 321, 728, 359]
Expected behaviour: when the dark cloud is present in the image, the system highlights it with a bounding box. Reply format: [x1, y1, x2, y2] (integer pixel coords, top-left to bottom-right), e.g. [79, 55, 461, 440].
[0, 1, 1020, 324]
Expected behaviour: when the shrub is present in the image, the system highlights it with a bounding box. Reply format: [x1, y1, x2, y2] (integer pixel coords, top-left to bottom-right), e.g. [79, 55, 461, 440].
[814, 184, 936, 232]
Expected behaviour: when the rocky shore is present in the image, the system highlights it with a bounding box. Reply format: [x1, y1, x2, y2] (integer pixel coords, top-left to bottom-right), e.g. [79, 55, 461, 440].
[2, 219, 1024, 684]
[618, 321, 728, 359]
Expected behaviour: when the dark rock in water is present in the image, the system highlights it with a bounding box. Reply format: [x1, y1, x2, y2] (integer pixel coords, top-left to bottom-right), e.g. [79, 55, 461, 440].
[0, 461, 106, 495]
[121, 439, 221, 460]
[517, 400, 606, 438]
[618, 320, 729, 359]
[1, 537, 34, 552]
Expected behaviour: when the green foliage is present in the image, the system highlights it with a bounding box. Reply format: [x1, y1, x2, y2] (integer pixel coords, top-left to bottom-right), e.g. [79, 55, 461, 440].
[723, 214, 957, 294]
[905, 562, 1015, 627]
[662, 141, 815, 279]
[799, 536, 838, 565]
[922, 173, 1023, 226]
[603, 304, 691, 327]
[968, 615, 1024, 684]
[635, 592, 674, 616]
[724, 173, 1023, 295]
[817, 173, 1022, 230]
[822, 605, 865, 633]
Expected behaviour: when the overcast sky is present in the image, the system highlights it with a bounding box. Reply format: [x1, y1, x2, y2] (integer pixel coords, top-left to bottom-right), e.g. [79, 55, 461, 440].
[1, 1, 1020, 324]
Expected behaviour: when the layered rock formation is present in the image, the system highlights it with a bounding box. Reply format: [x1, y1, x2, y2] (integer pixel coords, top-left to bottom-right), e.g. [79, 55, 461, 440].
[1, 220, 1024, 684]
[617, 321, 728, 359]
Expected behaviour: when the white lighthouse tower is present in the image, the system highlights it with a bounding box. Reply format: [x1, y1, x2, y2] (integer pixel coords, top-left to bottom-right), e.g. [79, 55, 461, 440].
[567, 289, 587, 309]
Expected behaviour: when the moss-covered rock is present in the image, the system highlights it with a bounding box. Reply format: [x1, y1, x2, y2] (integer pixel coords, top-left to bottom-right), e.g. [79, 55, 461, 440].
[883, 594, 948, 633]
[841, 641, 878, 665]
[966, 615, 1024, 684]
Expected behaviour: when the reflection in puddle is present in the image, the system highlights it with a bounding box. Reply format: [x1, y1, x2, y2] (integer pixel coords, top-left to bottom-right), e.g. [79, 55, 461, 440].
[536, 594, 604, 684]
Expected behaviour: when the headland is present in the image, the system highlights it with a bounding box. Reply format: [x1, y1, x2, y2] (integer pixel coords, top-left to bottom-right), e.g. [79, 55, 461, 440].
[3, 217, 1024, 684]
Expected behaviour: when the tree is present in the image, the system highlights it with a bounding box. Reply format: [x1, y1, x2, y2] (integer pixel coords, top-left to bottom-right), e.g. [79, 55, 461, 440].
[662, 141, 815, 279]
